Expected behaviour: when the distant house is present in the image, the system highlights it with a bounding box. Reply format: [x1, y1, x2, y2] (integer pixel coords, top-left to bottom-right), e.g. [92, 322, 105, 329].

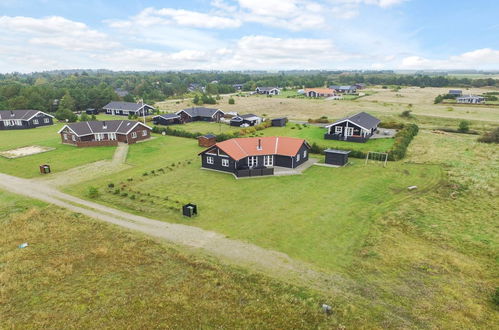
[199, 136, 311, 177]
[330, 85, 357, 94]
[230, 114, 262, 127]
[152, 113, 181, 126]
[255, 87, 281, 95]
[448, 90, 463, 97]
[103, 101, 154, 117]
[0, 110, 54, 130]
[271, 117, 288, 127]
[304, 88, 337, 98]
[354, 83, 366, 90]
[456, 95, 485, 104]
[198, 134, 217, 147]
[176, 107, 225, 123]
[85, 108, 99, 115]
[232, 84, 244, 90]
[324, 112, 380, 143]
[188, 83, 206, 93]
[115, 88, 129, 97]
[58, 120, 152, 147]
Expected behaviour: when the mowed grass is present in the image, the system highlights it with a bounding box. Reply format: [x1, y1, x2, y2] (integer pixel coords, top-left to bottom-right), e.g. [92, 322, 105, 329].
[259, 124, 395, 153]
[64, 135, 440, 271]
[0, 123, 116, 178]
[0, 190, 338, 328]
[172, 121, 241, 134]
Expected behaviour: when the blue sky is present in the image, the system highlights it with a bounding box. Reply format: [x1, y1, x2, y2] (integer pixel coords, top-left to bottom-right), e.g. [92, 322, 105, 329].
[1, 0, 498, 72]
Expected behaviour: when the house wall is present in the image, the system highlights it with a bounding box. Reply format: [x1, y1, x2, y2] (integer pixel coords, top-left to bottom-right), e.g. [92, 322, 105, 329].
[0, 114, 53, 130]
[271, 118, 287, 127]
[201, 152, 236, 173]
[325, 152, 348, 166]
[153, 117, 180, 126]
[123, 125, 151, 144]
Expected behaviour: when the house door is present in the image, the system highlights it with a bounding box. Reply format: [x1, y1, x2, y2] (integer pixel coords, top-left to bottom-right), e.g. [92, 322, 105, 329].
[345, 127, 354, 136]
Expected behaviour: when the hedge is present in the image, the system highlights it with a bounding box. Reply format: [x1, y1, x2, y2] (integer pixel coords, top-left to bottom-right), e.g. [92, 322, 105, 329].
[386, 123, 419, 161]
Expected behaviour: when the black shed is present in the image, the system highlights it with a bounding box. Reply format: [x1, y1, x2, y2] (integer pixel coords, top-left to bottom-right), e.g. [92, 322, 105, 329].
[271, 117, 288, 127]
[182, 203, 198, 217]
[324, 149, 350, 166]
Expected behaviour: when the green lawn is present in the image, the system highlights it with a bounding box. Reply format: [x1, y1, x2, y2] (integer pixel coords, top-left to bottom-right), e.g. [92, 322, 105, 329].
[64, 135, 440, 271]
[258, 124, 395, 153]
[0, 123, 116, 178]
[173, 121, 241, 134]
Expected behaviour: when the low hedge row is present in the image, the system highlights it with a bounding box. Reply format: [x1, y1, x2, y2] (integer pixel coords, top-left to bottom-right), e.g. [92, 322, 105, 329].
[152, 120, 272, 142]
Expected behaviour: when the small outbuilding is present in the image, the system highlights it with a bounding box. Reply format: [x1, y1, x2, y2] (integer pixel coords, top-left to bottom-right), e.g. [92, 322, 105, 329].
[198, 134, 217, 147]
[271, 117, 288, 127]
[85, 108, 99, 115]
[153, 113, 181, 126]
[182, 203, 198, 217]
[324, 149, 350, 166]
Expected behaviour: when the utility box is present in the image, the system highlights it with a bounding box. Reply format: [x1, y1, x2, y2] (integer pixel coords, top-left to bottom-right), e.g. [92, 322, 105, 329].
[39, 164, 51, 174]
[324, 149, 350, 166]
[182, 203, 198, 217]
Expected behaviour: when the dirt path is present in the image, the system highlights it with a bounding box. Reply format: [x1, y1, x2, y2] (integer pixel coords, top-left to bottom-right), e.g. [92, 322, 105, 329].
[39, 143, 130, 187]
[0, 172, 356, 298]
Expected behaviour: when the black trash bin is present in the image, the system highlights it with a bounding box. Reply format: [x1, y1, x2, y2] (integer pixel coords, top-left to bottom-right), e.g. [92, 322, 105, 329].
[182, 203, 198, 217]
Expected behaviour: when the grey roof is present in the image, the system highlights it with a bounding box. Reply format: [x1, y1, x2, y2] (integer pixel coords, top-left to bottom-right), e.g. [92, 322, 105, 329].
[103, 101, 154, 112]
[256, 86, 280, 91]
[330, 85, 356, 90]
[324, 149, 351, 154]
[327, 112, 380, 130]
[449, 90, 462, 94]
[177, 107, 224, 118]
[155, 113, 180, 120]
[201, 134, 216, 139]
[60, 120, 149, 136]
[241, 114, 260, 119]
[272, 117, 287, 121]
[0, 109, 53, 121]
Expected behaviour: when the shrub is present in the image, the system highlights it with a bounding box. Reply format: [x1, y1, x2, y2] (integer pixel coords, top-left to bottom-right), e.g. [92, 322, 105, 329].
[121, 192, 128, 197]
[434, 95, 444, 104]
[380, 121, 405, 129]
[143, 172, 148, 176]
[87, 187, 99, 199]
[387, 123, 419, 161]
[228, 97, 235, 104]
[458, 120, 470, 133]
[113, 188, 120, 195]
[107, 183, 114, 188]
[478, 127, 499, 143]
[130, 195, 136, 200]
[400, 110, 413, 118]
[492, 287, 499, 306]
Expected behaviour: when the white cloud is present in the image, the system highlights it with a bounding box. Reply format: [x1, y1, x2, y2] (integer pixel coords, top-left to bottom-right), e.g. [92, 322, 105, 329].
[0, 15, 118, 51]
[400, 49, 499, 69]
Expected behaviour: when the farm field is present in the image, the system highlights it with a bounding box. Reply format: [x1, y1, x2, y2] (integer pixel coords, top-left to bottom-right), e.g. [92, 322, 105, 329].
[259, 124, 395, 152]
[0, 123, 116, 178]
[0, 190, 338, 329]
[63, 135, 441, 271]
[155, 86, 499, 130]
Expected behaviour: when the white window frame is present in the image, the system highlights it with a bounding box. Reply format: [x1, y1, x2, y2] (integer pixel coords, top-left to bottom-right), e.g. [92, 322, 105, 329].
[95, 133, 104, 141]
[71, 135, 76, 142]
[221, 158, 229, 167]
[131, 132, 137, 139]
[345, 127, 354, 136]
[263, 155, 273, 166]
[33, 119, 39, 125]
[15, 120, 22, 126]
[207, 156, 214, 164]
[248, 156, 258, 168]
[108, 133, 117, 140]
[142, 129, 148, 137]
[63, 133, 68, 140]
[44, 118, 50, 123]
[297, 153, 301, 162]
[335, 126, 343, 134]
[303, 150, 307, 158]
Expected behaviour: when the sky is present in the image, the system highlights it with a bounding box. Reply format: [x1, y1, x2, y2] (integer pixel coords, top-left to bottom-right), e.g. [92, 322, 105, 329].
[1, 0, 499, 73]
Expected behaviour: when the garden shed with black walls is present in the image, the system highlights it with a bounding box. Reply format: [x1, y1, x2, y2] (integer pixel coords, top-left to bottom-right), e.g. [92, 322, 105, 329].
[324, 149, 350, 166]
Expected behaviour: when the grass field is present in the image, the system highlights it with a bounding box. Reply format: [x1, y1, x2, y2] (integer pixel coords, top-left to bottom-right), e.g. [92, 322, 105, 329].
[0, 190, 340, 328]
[0, 123, 116, 178]
[172, 121, 241, 134]
[259, 124, 395, 152]
[64, 135, 440, 271]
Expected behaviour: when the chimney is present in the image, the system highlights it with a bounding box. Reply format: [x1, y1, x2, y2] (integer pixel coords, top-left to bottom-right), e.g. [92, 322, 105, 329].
[257, 138, 262, 150]
[102, 121, 107, 129]
[10, 111, 14, 117]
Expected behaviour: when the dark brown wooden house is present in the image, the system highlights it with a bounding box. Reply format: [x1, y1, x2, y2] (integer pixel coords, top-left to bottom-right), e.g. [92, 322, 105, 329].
[176, 107, 224, 123]
[0, 110, 54, 130]
[198, 134, 217, 147]
[58, 120, 152, 147]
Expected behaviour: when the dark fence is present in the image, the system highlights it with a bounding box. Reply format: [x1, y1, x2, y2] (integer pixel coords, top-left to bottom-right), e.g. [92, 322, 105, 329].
[324, 133, 368, 143]
[236, 167, 274, 178]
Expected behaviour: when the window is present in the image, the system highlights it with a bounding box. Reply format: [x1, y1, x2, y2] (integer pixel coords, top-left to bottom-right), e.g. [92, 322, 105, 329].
[95, 133, 103, 141]
[108, 133, 117, 140]
[71, 135, 76, 142]
[345, 127, 354, 136]
[131, 132, 137, 139]
[33, 119, 39, 124]
[303, 150, 307, 158]
[44, 118, 50, 123]
[263, 155, 273, 166]
[222, 158, 229, 167]
[207, 156, 214, 164]
[63, 133, 68, 140]
[142, 129, 148, 137]
[297, 153, 301, 162]
[335, 126, 343, 134]
[248, 156, 258, 168]
[15, 120, 21, 126]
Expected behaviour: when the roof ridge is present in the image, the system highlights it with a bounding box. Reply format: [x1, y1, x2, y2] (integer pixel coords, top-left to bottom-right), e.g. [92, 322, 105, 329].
[86, 121, 93, 133]
[232, 139, 248, 157]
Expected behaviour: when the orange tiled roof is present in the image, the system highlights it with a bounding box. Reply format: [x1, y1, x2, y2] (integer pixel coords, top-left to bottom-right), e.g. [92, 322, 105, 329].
[207, 136, 307, 161]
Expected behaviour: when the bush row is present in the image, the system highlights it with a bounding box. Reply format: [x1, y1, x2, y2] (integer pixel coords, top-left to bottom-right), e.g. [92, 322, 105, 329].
[386, 123, 419, 161]
[152, 120, 272, 142]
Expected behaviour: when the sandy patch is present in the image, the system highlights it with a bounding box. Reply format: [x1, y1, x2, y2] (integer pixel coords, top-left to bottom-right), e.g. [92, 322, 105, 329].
[0, 145, 55, 159]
